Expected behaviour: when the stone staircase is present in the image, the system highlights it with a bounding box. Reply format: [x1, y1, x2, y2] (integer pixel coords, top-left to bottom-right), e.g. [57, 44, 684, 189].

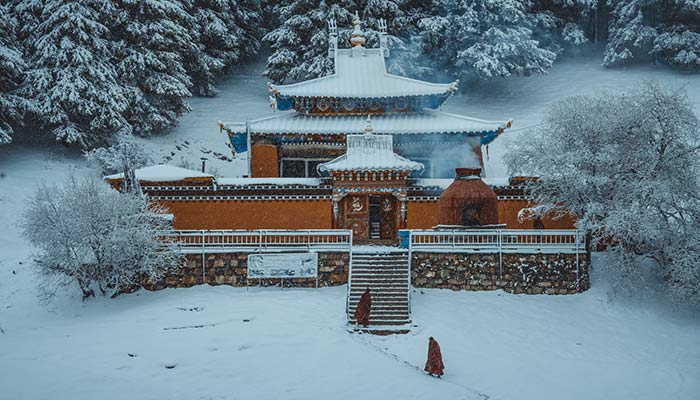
[347, 250, 411, 333]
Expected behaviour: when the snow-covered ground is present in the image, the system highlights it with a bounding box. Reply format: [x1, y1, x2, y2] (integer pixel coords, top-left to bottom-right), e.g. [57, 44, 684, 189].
[1, 55, 700, 399]
[1, 270, 698, 400]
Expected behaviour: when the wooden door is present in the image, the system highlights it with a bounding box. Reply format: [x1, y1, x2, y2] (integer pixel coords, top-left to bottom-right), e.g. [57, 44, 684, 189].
[342, 195, 368, 239]
[379, 196, 397, 240]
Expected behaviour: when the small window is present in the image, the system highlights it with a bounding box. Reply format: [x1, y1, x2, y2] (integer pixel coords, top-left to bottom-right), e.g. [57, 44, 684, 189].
[281, 158, 332, 177]
[281, 159, 306, 177]
[462, 206, 481, 226]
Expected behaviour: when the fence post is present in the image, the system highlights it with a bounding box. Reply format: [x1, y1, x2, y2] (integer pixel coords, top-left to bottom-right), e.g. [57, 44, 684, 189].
[201, 230, 206, 283]
[498, 230, 503, 281]
[575, 230, 580, 292]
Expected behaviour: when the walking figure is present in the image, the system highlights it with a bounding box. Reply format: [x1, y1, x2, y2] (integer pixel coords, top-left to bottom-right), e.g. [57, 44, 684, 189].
[424, 337, 444, 377]
[355, 288, 371, 327]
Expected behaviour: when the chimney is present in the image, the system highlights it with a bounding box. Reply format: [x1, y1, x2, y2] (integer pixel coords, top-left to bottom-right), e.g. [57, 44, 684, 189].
[455, 167, 482, 180]
[438, 168, 498, 227]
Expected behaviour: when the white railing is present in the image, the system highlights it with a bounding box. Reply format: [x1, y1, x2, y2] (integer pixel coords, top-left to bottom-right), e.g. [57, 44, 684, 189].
[407, 229, 585, 254]
[167, 229, 353, 253]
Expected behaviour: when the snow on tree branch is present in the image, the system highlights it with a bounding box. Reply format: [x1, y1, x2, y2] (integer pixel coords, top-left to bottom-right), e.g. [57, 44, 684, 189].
[21, 173, 182, 300]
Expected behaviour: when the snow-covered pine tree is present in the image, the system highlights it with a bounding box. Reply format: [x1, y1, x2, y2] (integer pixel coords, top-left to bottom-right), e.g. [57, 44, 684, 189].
[113, 0, 193, 135]
[264, 1, 354, 84]
[21, 0, 130, 146]
[649, 2, 700, 70]
[529, 0, 597, 53]
[0, 4, 28, 144]
[22, 174, 181, 300]
[604, 1, 700, 70]
[19, 0, 130, 147]
[263, 1, 425, 84]
[603, 0, 658, 67]
[185, 0, 263, 96]
[420, 0, 556, 81]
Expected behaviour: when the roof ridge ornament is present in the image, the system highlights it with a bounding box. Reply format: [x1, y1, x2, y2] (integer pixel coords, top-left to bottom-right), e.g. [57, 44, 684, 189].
[328, 18, 338, 58]
[350, 11, 366, 48]
[363, 115, 373, 134]
[378, 18, 389, 58]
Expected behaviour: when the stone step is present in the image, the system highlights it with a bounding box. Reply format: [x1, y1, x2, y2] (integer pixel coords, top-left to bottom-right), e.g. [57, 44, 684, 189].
[350, 320, 411, 327]
[350, 270, 408, 275]
[348, 305, 409, 312]
[352, 263, 407, 266]
[351, 269, 408, 274]
[350, 279, 408, 285]
[350, 285, 408, 297]
[350, 291, 408, 301]
[353, 256, 407, 259]
[349, 314, 410, 322]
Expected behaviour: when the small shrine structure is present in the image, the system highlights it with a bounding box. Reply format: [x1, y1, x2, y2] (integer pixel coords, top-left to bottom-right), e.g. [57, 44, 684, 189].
[221, 13, 512, 178]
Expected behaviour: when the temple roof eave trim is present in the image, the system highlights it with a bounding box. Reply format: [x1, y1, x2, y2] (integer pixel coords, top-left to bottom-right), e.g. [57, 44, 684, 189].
[223, 110, 511, 138]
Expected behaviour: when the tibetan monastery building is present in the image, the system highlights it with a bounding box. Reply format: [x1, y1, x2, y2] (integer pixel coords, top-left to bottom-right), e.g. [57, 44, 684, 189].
[106, 16, 588, 323]
[221, 14, 511, 179]
[106, 15, 576, 244]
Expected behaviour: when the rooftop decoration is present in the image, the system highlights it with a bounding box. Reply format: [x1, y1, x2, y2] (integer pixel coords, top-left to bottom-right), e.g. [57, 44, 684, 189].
[317, 116, 424, 174]
[267, 14, 459, 112]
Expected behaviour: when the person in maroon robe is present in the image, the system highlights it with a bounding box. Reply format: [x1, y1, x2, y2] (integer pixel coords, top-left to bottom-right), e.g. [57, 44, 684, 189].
[424, 337, 444, 377]
[355, 288, 371, 327]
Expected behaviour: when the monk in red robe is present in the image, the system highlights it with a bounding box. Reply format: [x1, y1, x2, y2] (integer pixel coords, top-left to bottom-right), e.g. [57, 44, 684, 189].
[424, 337, 444, 377]
[355, 288, 371, 327]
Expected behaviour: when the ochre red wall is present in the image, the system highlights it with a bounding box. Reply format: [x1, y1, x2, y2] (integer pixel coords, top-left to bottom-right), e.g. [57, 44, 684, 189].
[406, 199, 577, 230]
[158, 200, 332, 230]
[406, 201, 440, 229]
[498, 200, 576, 229]
[154, 198, 574, 231]
[251, 144, 279, 177]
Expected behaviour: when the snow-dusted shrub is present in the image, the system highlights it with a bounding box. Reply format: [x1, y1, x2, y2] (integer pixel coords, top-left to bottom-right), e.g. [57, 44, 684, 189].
[506, 81, 700, 310]
[21, 174, 181, 300]
[85, 133, 152, 193]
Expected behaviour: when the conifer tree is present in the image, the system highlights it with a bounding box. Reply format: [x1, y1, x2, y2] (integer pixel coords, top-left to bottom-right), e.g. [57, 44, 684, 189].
[419, 0, 556, 81]
[186, 0, 264, 96]
[20, 0, 130, 147]
[604, 0, 699, 70]
[113, 0, 194, 135]
[0, 4, 28, 144]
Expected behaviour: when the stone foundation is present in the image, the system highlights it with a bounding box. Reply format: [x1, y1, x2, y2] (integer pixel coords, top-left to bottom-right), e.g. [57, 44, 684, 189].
[411, 252, 589, 294]
[145, 251, 349, 290]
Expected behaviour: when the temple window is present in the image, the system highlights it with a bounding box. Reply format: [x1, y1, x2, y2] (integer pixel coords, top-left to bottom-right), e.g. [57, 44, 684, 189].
[280, 158, 333, 177]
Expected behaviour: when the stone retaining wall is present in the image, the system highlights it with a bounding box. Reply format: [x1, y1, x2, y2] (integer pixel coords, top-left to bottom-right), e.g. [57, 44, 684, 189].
[411, 252, 589, 294]
[145, 251, 349, 290]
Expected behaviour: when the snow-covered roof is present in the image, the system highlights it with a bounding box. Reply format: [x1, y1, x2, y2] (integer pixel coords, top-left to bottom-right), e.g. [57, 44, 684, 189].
[104, 165, 213, 182]
[415, 177, 510, 189]
[269, 48, 458, 99]
[224, 110, 509, 136]
[318, 120, 423, 174]
[217, 178, 322, 186]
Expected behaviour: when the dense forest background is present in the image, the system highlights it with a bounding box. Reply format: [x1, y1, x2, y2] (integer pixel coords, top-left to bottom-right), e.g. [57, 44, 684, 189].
[1, 0, 698, 148]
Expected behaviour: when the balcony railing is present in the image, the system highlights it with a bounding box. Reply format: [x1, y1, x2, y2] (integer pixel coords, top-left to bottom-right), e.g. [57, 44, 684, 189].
[405, 229, 585, 254]
[166, 229, 353, 253]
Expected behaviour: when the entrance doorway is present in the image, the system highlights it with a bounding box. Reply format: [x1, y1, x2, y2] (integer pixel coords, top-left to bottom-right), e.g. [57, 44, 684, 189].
[369, 196, 381, 239]
[340, 195, 399, 243]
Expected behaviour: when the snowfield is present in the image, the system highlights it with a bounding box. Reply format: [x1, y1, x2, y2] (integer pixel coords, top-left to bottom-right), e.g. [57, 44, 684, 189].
[1, 273, 698, 400]
[1, 56, 700, 399]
